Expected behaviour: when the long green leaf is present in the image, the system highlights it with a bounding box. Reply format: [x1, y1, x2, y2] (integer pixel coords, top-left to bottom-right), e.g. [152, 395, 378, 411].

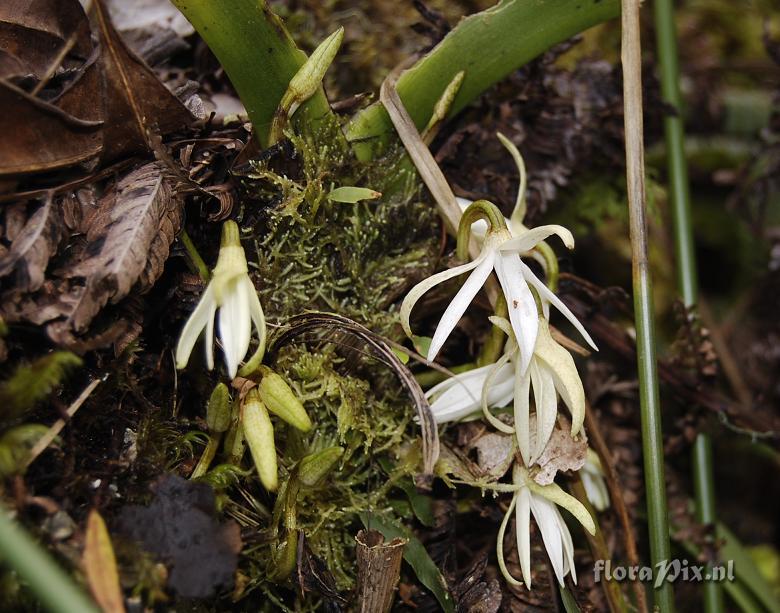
[347, 0, 619, 160]
[170, 0, 331, 147]
[0, 510, 99, 613]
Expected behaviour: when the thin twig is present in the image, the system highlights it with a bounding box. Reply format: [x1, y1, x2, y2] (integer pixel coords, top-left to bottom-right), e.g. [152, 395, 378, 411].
[585, 405, 648, 613]
[24, 379, 102, 470]
[621, 0, 675, 607]
[380, 63, 498, 305]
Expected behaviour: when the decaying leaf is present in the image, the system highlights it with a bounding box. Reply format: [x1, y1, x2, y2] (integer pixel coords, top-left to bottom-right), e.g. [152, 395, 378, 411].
[57, 161, 183, 333]
[117, 475, 242, 599]
[0, 0, 193, 175]
[83, 509, 125, 613]
[531, 417, 588, 486]
[0, 194, 62, 291]
[92, 0, 193, 162]
[0, 78, 104, 175]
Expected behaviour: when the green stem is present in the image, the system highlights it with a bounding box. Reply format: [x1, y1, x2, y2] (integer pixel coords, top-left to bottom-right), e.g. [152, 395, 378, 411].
[653, 0, 721, 610]
[171, 0, 332, 148]
[347, 0, 620, 160]
[179, 229, 210, 283]
[621, 0, 674, 609]
[0, 510, 99, 613]
[190, 433, 222, 479]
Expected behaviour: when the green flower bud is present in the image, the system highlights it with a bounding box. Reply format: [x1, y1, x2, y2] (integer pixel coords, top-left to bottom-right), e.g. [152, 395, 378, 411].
[242, 389, 278, 492]
[206, 383, 231, 433]
[258, 371, 312, 432]
[282, 27, 343, 116]
[298, 446, 344, 487]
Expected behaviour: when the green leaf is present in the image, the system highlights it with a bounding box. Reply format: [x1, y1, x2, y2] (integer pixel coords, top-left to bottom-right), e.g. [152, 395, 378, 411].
[171, 0, 332, 147]
[559, 585, 582, 613]
[0, 424, 50, 477]
[412, 335, 432, 357]
[0, 352, 82, 421]
[359, 513, 454, 613]
[719, 523, 780, 613]
[390, 348, 410, 364]
[347, 0, 619, 160]
[327, 186, 382, 203]
[396, 478, 435, 527]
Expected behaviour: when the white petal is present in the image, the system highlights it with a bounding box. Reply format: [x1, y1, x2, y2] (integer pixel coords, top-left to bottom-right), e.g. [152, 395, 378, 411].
[427, 249, 496, 361]
[521, 260, 598, 351]
[175, 284, 217, 370]
[246, 276, 267, 359]
[531, 362, 558, 464]
[498, 224, 575, 253]
[528, 480, 596, 536]
[555, 507, 577, 584]
[400, 253, 487, 342]
[427, 362, 509, 423]
[513, 357, 532, 466]
[530, 493, 565, 586]
[494, 252, 538, 374]
[535, 324, 586, 437]
[480, 351, 517, 434]
[516, 487, 532, 588]
[204, 298, 215, 370]
[218, 277, 251, 378]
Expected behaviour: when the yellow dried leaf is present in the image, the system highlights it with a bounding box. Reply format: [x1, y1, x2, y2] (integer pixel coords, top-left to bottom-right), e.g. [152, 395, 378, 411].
[83, 509, 125, 613]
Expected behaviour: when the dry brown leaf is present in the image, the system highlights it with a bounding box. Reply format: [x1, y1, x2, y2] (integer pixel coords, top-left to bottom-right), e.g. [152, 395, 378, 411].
[0, 0, 92, 76]
[83, 509, 125, 613]
[59, 162, 183, 332]
[92, 0, 192, 162]
[531, 417, 588, 486]
[0, 79, 103, 175]
[0, 194, 63, 291]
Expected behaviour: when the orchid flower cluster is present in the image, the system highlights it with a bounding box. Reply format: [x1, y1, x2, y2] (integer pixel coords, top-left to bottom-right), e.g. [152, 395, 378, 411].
[175, 220, 312, 492]
[402, 135, 609, 588]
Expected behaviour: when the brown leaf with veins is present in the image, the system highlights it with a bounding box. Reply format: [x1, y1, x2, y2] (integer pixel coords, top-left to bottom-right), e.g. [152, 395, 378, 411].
[0, 193, 63, 291]
[57, 162, 183, 333]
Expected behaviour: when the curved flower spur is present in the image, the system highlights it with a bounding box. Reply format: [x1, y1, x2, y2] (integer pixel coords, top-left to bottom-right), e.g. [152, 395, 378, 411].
[175, 220, 267, 379]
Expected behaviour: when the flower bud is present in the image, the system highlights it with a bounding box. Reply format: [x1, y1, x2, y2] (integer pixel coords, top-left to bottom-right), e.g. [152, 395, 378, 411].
[242, 389, 278, 491]
[258, 371, 312, 432]
[282, 27, 343, 115]
[206, 383, 231, 433]
[298, 446, 343, 487]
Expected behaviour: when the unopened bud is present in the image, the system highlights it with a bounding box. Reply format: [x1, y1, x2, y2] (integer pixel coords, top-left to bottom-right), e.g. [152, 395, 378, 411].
[282, 27, 344, 116]
[206, 383, 231, 433]
[298, 446, 343, 487]
[242, 389, 278, 492]
[258, 371, 312, 432]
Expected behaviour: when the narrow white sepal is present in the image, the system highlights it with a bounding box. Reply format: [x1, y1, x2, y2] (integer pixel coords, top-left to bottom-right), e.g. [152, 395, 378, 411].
[427, 249, 495, 361]
[176, 284, 217, 370]
[494, 251, 538, 374]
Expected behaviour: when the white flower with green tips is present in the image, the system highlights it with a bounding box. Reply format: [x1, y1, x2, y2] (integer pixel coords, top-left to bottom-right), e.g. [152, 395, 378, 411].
[497, 464, 595, 589]
[175, 220, 266, 379]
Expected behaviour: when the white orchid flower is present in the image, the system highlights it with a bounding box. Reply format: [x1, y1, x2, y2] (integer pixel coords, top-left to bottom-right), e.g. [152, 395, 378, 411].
[426, 360, 514, 423]
[474, 316, 586, 467]
[580, 448, 610, 512]
[176, 220, 266, 379]
[401, 206, 586, 373]
[497, 464, 595, 589]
